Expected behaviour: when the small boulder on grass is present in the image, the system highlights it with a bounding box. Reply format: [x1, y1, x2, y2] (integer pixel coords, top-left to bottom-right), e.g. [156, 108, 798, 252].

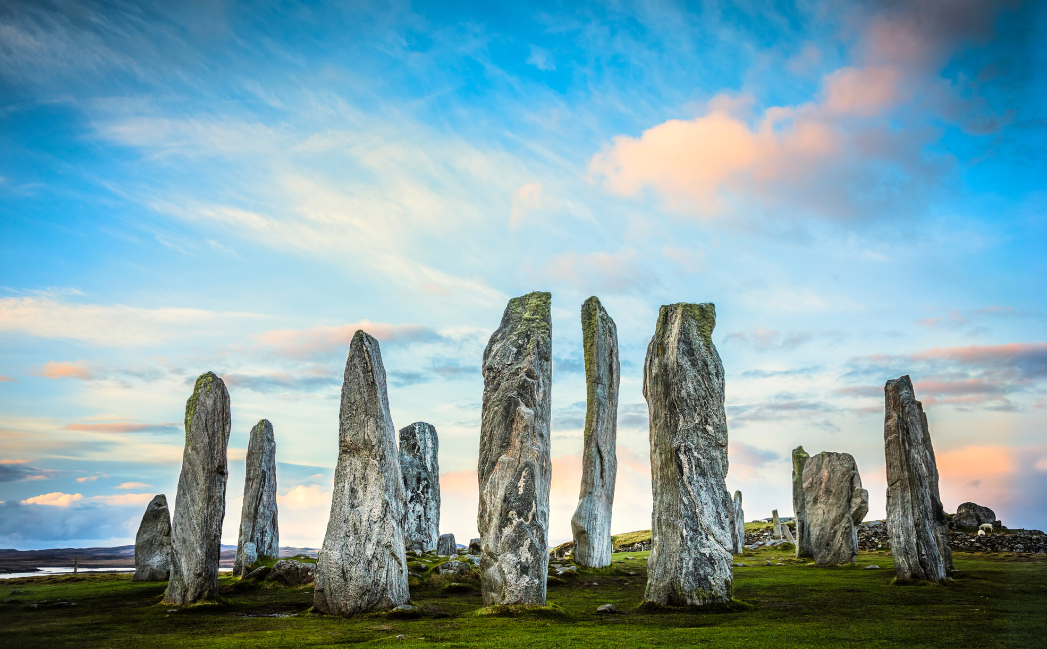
[596, 604, 618, 614]
[436, 560, 472, 576]
[243, 566, 271, 582]
[265, 560, 314, 587]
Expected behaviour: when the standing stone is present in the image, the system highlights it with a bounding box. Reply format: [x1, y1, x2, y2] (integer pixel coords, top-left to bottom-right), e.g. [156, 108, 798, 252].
[801, 451, 868, 565]
[644, 303, 733, 608]
[234, 419, 279, 575]
[241, 542, 257, 571]
[732, 491, 745, 554]
[399, 422, 440, 554]
[468, 538, 482, 555]
[791, 446, 812, 558]
[571, 296, 620, 568]
[314, 331, 409, 615]
[477, 291, 552, 607]
[884, 375, 953, 583]
[163, 372, 232, 605]
[132, 494, 172, 582]
[437, 533, 456, 557]
[772, 510, 782, 540]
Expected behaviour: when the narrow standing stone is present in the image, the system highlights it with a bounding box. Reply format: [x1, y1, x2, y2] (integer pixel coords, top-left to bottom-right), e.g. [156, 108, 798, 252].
[234, 419, 279, 575]
[802, 452, 869, 564]
[163, 372, 231, 605]
[772, 510, 782, 540]
[644, 303, 733, 608]
[791, 446, 811, 558]
[884, 375, 953, 583]
[571, 296, 620, 568]
[732, 491, 745, 554]
[132, 494, 172, 582]
[314, 331, 409, 615]
[478, 291, 552, 606]
[437, 533, 456, 557]
[399, 422, 440, 554]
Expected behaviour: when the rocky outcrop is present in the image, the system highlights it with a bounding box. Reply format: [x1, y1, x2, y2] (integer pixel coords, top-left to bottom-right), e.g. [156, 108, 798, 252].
[436, 560, 472, 575]
[132, 494, 171, 582]
[234, 419, 279, 575]
[437, 533, 456, 557]
[477, 291, 552, 606]
[267, 560, 314, 587]
[571, 296, 620, 568]
[731, 491, 744, 554]
[399, 422, 440, 554]
[643, 303, 733, 608]
[791, 446, 811, 558]
[314, 331, 409, 615]
[951, 502, 999, 529]
[163, 372, 232, 605]
[468, 538, 481, 555]
[884, 375, 953, 583]
[801, 451, 869, 565]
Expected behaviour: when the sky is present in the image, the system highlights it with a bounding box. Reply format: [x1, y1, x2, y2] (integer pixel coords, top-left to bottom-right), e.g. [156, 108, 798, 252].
[0, 0, 1045, 551]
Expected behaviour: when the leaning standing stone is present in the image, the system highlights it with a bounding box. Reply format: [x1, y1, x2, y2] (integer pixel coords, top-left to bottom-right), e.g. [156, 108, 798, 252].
[163, 372, 232, 605]
[314, 331, 409, 615]
[437, 533, 456, 557]
[477, 291, 552, 606]
[399, 422, 440, 554]
[732, 491, 745, 554]
[644, 303, 733, 607]
[884, 375, 953, 583]
[802, 451, 868, 564]
[571, 296, 620, 568]
[234, 419, 279, 575]
[791, 446, 811, 558]
[132, 494, 172, 582]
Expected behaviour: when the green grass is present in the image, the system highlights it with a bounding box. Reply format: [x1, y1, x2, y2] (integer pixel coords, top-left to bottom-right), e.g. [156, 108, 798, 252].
[1, 548, 1044, 648]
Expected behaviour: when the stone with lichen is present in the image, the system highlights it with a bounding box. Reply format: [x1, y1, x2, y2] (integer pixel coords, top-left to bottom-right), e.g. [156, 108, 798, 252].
[234, 419, 279, 575]
[399, 422, 440, 554]
[792, 446, 812, 558]
[802, 451, 868, 565]
[132, 494, 172, 582]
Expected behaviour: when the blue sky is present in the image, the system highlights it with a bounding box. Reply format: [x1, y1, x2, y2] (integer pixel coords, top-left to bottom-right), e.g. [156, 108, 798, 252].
[1, 0, 1045, 550]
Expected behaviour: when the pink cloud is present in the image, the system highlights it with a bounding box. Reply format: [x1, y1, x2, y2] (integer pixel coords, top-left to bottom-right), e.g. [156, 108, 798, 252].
[21, 492, 83, 507]
[33, 360, 93, 380]
[0, 375, 15, 382]
[63, 422, 178, 433]
[912, 342, 1047, 367]
[252, 321, 441, 360]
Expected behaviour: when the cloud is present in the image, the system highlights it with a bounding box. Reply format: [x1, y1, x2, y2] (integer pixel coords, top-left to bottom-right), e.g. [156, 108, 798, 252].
[0, 375, 15, 382]
[63, 422, 179, 434]
[740, 366, 821, 379]
[252, 321, 443, 360]
[31, 360, 93, 380]
[93, 493, 155, 506]
[723, 329, 844, 351]
[542, 249, 654, 295]
[729, 441, 780, 468]
[76, 475, 100, 483]
[21, 492, 83, 507]
[0, 462, 52, 483]
[115, 482, 152, 490]
[220, 372, 338, 394]
[728, 394, 839, 430]
[509, 182, 544, 228]
[526, 46, 555, 71]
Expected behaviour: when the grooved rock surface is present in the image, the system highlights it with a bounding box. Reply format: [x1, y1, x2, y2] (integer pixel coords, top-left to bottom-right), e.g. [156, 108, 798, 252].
[643, 302, 733, 607]
[234, 419, 279, 575]
[571, 296, 620, 568]
[132, 494, 171, 582]
[731, 491, 744, 555]
[801, 451, 868, 565]
[952, 502, 998, 528]
[791, 446, 811, 558]
[477, 291, 552, 607]
[437, 533, 456, 557]
[267, 560, 315, 587]
[399, 422, 440, 553]
[164, 372, 231, 605]
[314, 331, 409, 615]
[884, 375, 954, 583]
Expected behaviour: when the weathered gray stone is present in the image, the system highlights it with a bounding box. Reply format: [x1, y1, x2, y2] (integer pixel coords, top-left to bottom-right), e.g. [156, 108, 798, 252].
[596, 603, 619, 614]
[132, 494, 171, 582]
[163, 372, 231, 605]
[643, 303, 733, 607]
[772, 510, 782, 540]
[884, 375, 953, 583]
[801, 451, 868, 565]
[399, 422, 440, 553]
[571, 296, 620, 569]
[314, 331, 409, 615]
[952, 502, 998, 528]
[478, 291, 552, 606]
[267, 560, 314, 587]
[437, 533, 456, 557]
[468, 538, 481, 555]
[241, 542, 257, 571]
[731, 491, 745, 555]
[436, 560, 472, 575]
[781, 521, 796, 545]
[244, 565, 271, 582]
[791, 446, 812, 558]
[234, 419, 279, 576]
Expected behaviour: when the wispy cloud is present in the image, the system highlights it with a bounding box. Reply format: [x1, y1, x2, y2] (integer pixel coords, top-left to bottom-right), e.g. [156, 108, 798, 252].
[63, 422, 179, 434]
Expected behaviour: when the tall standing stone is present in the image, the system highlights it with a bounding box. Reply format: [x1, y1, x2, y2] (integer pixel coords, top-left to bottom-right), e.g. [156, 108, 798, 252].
[571, 296, 620, 568]
[399, 422, 440, 554]
[132, 494, 172, 582]
[234, 419, 279, 575]
[732, 491, 745, 554]
[163, 372, 231, 605]
[884, 375, 953, 583]
[314, 331, 409, 615]
[437, 533, 456, 557]
[644, 303, 733, 608]
[801, 451, 868, 565]
[477, 291, 552, 607]
[791, 446, 812, 558]
[772, 510, 782, 540]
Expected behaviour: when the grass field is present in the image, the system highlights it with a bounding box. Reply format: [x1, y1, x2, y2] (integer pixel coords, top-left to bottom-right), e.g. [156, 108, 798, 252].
[2, 547, 1045, 648]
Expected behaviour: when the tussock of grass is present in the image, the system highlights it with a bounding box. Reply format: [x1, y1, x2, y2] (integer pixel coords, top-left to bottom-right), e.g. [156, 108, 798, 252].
[473, 602, 572, 620]
[638, 599, 753, 614]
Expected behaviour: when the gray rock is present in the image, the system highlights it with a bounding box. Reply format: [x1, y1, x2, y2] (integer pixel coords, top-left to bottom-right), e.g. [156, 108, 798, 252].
[952, 502, 998, 528]
[437, 533, 456, 557]
[477, 292, 552, 606]
[801, 451, 868, 565]
[436, 560, 472, 576]
[791, 446, 812, 558]
[731, 491, 744, 555]
[571, 297, 620, 569]
[132, 494, 172, 582]
[596, 603, 618, 614]
[399, 422, 440, 554]
[884, 375, 953, 583]
[314, 331, 409, 615]
[234, 419, 279, 576]
[643, 303, 733, 607]
[266, 560, 314, 587]
[244, 565, 271, 581]
[772, 510, 782, 540]
[468, 538, 481, 555]
[781, 521, 796, 545]
[864, 565, 881, 570]
[241, 542, 257, 570]
[163, 372, 231, 605]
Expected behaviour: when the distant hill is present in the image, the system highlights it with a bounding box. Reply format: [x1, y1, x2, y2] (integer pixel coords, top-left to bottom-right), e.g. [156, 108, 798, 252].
[0, 545, 318, 573]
